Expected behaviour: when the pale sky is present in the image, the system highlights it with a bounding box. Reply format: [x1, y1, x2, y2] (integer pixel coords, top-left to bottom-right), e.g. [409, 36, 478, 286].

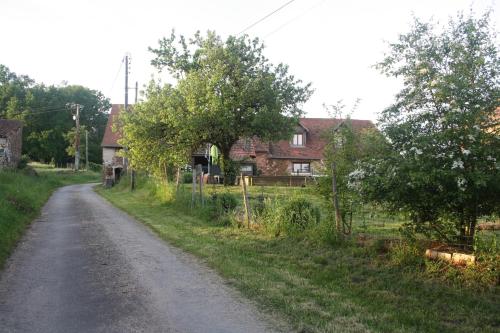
[1, 0, 498, 121]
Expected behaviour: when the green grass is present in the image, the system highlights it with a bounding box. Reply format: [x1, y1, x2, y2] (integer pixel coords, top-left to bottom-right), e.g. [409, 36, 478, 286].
[97, 180, 500, 333]
[0, 163, 100, 268]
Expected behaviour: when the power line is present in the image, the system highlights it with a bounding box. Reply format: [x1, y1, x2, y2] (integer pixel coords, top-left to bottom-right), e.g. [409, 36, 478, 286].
[237, 0, 297, 35]
[264, 0, 326, 38]
[109, 57, 124, 96]
[4, 107, 70, 117]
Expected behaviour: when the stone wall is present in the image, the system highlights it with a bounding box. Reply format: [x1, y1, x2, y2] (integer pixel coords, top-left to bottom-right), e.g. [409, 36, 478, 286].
[0, 127, 22, 168]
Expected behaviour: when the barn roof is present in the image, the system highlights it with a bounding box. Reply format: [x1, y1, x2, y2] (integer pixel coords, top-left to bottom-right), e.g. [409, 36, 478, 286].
[101, 104, 124, 148]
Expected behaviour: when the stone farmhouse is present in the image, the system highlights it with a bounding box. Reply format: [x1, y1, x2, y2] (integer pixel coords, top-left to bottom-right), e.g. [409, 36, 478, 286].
[102, 104, 374, 179]
[0, 119, 23, 169]
[205, 118, 374, 177]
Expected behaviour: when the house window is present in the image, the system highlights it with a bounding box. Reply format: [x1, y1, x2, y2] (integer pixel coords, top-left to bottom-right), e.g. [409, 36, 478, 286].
[0, 148, 4, 157]
[292, 162, 310, 174]
[240, 164, 253, 175]
[291, 134, 304, 146]
[240, 165, 253, 172]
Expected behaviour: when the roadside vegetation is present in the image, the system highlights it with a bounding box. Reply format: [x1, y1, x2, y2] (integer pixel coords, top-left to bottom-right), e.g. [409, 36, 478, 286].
[98, 177, 499, 333]
[98, 10, 499, 332]
[0, 163, 100, 268]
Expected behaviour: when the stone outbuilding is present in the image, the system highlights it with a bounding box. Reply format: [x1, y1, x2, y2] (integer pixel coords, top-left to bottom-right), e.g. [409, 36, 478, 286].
[101, 104, 125, 185]
[0, 119, 23, 169]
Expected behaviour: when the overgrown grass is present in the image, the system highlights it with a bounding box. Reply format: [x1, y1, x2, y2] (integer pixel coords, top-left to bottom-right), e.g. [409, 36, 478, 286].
[0, 164, 100, 268]
[97, 178, 500, 333]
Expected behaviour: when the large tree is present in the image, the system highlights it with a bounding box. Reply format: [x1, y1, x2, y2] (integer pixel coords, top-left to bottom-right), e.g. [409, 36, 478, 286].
[118, 81, 192, 177]
[351, 12, 500, 248]
[0, 65, 110, 164]
[149, 31, 312, 184]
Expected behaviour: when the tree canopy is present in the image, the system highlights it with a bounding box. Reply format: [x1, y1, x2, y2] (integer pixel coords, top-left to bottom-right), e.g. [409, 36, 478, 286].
[144, 31, 312, 183]
[0, 65, 110, 165]
[351, 11, 500, 247]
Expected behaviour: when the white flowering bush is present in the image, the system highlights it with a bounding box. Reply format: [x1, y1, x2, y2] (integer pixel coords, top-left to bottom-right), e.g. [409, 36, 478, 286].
[358, 11, 500, 248]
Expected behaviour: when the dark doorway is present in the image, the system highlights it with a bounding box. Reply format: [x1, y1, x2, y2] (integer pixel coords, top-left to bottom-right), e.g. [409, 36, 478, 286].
[114, 167, 123, 182]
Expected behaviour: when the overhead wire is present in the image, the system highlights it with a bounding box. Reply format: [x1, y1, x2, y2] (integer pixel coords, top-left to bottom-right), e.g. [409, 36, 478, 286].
[264, 0, 326, 38]
[4, 108, 69, 117]
[237, 0, 297, 35]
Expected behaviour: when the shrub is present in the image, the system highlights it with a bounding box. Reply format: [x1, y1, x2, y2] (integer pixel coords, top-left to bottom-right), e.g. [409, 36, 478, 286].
[259, 196, 321, 236]
[389, 241, 424, 267]
[183, 172, 193, 184]
[210, 192, 238, 219]
[17, 154, 29, 169]
[88, 162, 102, 172]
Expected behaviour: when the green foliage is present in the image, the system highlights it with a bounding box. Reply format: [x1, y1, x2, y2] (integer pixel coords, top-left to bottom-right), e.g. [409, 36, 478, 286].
[182, 171, 193, 183]
[17, 154, 29, 169]
[87, 162, 102, 172]
[210, 192, 238, 214]
[0, 65, 110, 164]
[389, 241, 424, 267]
[118, 84, 191, 176]
[145, 31, 312, 184]
[259, 196, 321, 236]
[316, 114, 389, 226]
[99, 184, 500, 332]
[353, 11, 500, 247]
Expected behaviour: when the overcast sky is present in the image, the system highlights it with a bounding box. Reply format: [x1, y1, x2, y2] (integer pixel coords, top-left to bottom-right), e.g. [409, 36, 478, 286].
[1, 0, 498, 121]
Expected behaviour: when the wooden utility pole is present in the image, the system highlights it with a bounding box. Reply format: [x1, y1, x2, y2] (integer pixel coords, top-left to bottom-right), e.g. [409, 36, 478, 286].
[70, 103, 82, 171]
[85, 130, 89, 171]
[124, 54, 129, 175]
[135, 81, 138, 103]
[130, 80, 138, 191]
[124, 55, 129, 112]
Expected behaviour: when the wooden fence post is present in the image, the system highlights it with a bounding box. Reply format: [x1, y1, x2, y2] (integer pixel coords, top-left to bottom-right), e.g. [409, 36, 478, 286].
[200, 171, 204, 206]
[241, 173, 252, 228]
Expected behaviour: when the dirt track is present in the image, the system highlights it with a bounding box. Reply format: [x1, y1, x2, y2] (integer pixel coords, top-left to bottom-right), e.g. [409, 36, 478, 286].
[0, 184, 279, 333]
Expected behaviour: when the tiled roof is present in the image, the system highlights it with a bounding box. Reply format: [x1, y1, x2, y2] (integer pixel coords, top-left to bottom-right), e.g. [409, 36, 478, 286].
[269, 118, 375, 160]
[230, 137, 257, 161]
[101, 104, 123, 148]
[0, 119, 23, 137]
[228, 118, 375, 161]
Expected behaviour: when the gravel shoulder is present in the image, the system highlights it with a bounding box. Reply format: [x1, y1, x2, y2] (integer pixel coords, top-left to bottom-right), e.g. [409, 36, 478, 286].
[0, 184, 281, 333]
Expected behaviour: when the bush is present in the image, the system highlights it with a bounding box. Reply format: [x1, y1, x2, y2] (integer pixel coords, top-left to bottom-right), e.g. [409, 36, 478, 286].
[87, 162, 102, 172]
[210, 192, 238, 220]
[183, 172, 193, 184]
[259, 196, 321, 236]
[389, 241, 424, 267]
[17, 154, 29, 169]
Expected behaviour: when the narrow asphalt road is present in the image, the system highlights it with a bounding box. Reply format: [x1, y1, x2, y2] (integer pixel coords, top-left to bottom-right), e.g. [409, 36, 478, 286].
[0, 184, 281, 333]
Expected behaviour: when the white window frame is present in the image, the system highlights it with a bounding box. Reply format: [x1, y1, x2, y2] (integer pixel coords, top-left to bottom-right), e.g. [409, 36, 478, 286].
[291, 133, 304, 146]
[240, 165, 253, 173]
[292, 162, 311, 175]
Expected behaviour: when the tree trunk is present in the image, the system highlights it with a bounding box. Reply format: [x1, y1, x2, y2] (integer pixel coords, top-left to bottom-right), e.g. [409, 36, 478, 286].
[331, 160, 343, 234]
[220, 147, 234, 186]
[175, 167, 181, 191]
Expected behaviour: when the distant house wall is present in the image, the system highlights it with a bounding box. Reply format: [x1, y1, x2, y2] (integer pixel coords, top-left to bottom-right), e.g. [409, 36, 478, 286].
[103, 147, 118, 164]
[0, 122, 22, 169]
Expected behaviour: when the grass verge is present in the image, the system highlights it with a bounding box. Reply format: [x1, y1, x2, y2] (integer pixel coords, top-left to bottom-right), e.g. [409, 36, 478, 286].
[97, 180, 499, 333]
[0, 164, 100, 268]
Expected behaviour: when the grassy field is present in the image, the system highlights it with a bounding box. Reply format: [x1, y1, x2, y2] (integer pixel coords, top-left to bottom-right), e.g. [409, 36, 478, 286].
[0, 163, 100, 268]
[97, 179, 499, 333]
